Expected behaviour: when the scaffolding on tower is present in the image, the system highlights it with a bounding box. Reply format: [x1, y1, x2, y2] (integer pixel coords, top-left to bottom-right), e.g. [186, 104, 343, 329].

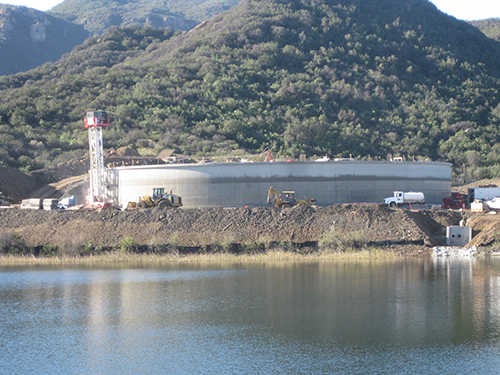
[84, 111, 111, 207]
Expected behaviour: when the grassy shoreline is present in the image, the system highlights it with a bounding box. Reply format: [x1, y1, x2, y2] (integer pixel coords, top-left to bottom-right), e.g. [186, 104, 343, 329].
[0, 229, 432, 266]
[0, 248, 412, 265]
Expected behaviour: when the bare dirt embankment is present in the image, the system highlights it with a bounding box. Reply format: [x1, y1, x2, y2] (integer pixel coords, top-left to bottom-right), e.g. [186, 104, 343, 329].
[0, 204, 471, 255]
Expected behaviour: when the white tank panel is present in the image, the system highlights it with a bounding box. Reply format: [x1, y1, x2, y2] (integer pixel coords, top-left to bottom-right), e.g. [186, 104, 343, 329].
[114, 161, 451, 208]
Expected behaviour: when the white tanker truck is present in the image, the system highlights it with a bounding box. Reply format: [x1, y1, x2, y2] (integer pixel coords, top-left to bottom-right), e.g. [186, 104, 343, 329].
[383, 191, 425, 207]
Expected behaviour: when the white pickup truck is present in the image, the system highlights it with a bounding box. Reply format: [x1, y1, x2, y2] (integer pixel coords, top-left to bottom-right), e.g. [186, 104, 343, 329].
[383, 191, 425, 207]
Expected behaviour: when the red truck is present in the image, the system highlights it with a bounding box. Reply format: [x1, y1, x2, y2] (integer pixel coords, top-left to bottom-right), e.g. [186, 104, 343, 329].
[442, 192, 467, 209]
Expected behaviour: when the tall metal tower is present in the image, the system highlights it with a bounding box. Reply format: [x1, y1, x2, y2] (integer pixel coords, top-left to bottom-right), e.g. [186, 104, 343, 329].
[84, 111, 110, 205]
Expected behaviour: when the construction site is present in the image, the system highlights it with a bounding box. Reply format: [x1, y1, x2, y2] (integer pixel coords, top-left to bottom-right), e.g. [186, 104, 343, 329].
[1, 111, 453, 210]
[1, 111, 500, 255]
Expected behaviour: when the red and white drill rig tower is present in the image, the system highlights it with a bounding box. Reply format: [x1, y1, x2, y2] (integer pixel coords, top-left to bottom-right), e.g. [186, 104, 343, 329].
[84, 111, 110, 206]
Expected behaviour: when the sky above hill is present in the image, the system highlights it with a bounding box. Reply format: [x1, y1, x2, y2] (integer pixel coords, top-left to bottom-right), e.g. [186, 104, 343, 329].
[1, 0, 499, 21]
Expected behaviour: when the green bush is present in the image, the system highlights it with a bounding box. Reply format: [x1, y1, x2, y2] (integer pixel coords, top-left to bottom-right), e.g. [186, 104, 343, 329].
[0, 231, 31, 255]
[80, 240, 98, 256]
[168, 232, 181, 247]
[114, 237, 139, 253]
[39, 243, 59, 257]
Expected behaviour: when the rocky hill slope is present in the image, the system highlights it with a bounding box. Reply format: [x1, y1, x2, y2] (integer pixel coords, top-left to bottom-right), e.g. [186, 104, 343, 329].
[49, 0, 240, 35]
[0, 0, 242, 76]
[0, 5, 88, 76]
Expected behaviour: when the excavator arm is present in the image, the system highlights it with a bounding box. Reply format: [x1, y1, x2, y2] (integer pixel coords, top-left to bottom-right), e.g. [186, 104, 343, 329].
[267, 186, 283, 208]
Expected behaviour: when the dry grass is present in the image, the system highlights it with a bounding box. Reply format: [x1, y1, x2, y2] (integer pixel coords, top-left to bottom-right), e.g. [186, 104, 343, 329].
[0, 248, 403, 266]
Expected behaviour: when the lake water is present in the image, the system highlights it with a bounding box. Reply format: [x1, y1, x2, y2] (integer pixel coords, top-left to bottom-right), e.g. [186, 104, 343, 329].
[1, 257, 500, 374]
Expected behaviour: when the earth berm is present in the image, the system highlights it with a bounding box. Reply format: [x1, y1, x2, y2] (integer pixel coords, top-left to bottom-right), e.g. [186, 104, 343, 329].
[1, 203, 489, 255]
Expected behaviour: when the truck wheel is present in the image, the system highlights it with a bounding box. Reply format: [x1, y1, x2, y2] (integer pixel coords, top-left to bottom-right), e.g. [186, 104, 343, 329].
[158, 200, 171, 208]
[390, 202, 396, 207]
[137, 201, 148, 209]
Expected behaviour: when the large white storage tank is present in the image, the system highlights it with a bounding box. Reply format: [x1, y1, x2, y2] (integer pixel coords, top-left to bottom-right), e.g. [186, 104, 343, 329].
[112, 160, 451, 208]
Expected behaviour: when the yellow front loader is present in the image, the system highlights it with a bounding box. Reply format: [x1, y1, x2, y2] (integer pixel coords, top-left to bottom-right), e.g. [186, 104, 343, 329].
[137, 188, 183, 209]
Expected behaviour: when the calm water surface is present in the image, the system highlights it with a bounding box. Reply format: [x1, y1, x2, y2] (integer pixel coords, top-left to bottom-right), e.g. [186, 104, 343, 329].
[1, 257, 500, 374]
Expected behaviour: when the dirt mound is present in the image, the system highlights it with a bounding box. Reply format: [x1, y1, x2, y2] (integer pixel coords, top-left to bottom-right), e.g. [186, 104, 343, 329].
[0, 166, 38, 203]
[0, 204, 466, 253]
[112, 147, 141, 157]
[28, 158, 89, 187]
[465, 213, 500, 247]
[457, 179, 500, 193]
[0, 154, 153, 204]
[0, 159, 89, 204]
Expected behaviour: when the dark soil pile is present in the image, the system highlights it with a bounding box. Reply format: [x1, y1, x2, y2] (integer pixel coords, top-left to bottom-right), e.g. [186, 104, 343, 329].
[0, 166, 38, 203]
[0, 204, 466, 254]
[0, 161, 88, 204]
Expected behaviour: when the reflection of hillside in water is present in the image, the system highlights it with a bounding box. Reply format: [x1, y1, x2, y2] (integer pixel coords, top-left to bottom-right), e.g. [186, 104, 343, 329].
[38, 259, 500, 349]
[2, 259, 500, 373]
[79, 259, 500, 347]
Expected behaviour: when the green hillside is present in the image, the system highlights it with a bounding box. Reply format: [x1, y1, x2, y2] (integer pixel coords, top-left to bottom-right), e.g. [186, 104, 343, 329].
[49, 0, 241, 35]
[2, 0, 500, 179]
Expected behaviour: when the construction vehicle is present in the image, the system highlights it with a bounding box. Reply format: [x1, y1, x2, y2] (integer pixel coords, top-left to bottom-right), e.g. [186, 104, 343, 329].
[267, 186, 316, 208]
[467, 185, 500, 204]
[383, 191, 425, 207]
[137, 188, 182, 209]
[442, 192, 467, 209]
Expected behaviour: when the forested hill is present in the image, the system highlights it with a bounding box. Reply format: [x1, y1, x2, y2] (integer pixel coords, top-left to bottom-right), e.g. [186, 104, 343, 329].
[2, 0, 500, 179]
[49, 0, 241, 35]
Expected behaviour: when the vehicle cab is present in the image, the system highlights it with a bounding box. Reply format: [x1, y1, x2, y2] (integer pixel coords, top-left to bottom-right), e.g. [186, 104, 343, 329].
[84, 111, 110, 128]
[152, 188, 166, 201]
[383, 191, 402, 206]
[282, 191, 296, 205]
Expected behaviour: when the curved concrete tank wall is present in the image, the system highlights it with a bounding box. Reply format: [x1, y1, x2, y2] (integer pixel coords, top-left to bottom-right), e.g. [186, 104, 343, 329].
[114, 161, 451, 208]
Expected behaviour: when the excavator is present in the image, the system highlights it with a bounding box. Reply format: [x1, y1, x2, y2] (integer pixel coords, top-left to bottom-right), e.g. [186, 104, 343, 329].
[137, 188, 183, 209]
[267, 186, 316, 209]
